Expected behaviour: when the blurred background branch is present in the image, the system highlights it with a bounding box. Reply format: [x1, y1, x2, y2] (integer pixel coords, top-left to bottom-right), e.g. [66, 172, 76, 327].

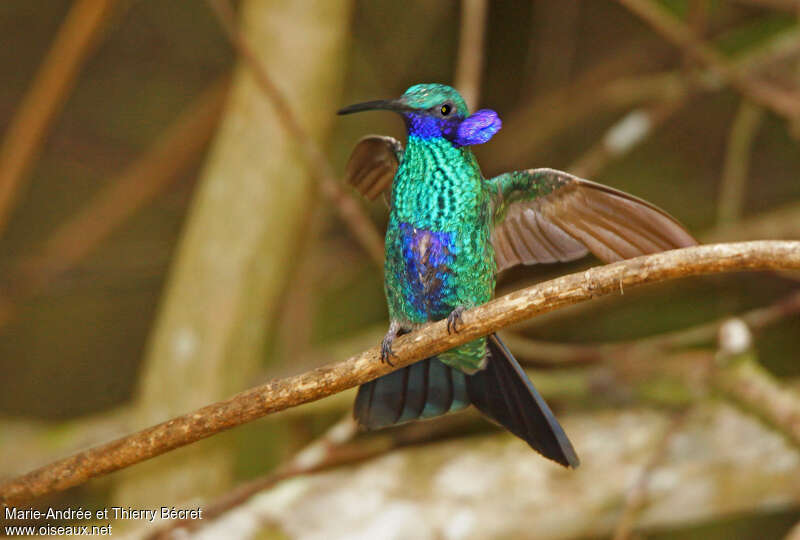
[0, 77, 228, 330]
[0, 0, 116, 237]
[111, 0, 354, 507]
[207, 0, 384, 266]
[718, 99, 764, 225]
[505, 289, 800, 366]
[616, 0, 800, 116]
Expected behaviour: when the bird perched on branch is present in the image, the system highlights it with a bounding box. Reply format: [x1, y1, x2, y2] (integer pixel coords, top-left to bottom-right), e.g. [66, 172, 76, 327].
[338, 83, 696, 467]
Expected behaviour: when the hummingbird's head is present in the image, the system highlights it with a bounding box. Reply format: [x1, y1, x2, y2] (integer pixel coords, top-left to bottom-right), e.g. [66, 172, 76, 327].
[338, 83, 501, 147]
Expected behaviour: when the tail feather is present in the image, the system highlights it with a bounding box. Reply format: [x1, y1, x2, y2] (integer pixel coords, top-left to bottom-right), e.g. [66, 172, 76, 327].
[353, 334, 579, 468]
[355, 357, 470, 430]
[467, 335, 579, 468]
[396, 357, 428, 423]
[422, 359, 453, 417]
[469, 339, 529, 443]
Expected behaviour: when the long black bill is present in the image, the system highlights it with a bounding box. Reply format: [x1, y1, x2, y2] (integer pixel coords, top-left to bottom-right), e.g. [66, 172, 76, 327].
[337, 99, 413, 115]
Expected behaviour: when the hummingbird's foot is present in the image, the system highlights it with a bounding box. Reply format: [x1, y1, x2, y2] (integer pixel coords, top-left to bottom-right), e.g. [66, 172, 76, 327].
[380, 321, 401, 366]
[446, 306, 467, 334]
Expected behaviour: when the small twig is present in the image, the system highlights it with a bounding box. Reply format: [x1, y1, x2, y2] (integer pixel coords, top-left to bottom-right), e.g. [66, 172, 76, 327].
[717, 99, 764, 225]
[206, 0, 384, 265]
[0, 77, 229, 329]
[612, 410, 690, 540]
[616, 0, 800, 118]
[0, 242, 797, 506]
[508, 289, 800, 366]
[0, 0, 116, 237]
[454, 0, 488, 111]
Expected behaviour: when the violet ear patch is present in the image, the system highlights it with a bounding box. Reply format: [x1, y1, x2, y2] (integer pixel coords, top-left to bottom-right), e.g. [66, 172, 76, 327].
[456, 109, 502, 146]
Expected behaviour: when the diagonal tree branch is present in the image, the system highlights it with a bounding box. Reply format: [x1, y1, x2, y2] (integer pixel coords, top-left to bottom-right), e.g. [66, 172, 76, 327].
[0, 241, 798, 506]
[616, 0, 800, 118]
[0, 0, 116, 237]
[0, 76, 229, 330]
[207, 0, 385, 265]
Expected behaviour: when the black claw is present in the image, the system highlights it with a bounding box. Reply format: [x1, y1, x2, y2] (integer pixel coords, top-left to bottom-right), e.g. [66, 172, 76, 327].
[380, 336, 397, 366]
[447, 306, 466, 334]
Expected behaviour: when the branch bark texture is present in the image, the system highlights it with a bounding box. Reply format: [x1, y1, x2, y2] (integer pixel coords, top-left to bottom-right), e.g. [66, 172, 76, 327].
[0, 241, 798, 506]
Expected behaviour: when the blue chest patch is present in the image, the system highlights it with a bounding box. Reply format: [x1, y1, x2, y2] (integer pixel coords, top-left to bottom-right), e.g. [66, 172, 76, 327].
[397, 222, 455, 320]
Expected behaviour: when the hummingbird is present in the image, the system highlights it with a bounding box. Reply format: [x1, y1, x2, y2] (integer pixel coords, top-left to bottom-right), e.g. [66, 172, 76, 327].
[338, 83, 696, 467]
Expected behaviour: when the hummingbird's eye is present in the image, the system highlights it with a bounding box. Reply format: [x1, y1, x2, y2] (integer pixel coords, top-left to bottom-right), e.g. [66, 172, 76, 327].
[440, 103, 452, 116]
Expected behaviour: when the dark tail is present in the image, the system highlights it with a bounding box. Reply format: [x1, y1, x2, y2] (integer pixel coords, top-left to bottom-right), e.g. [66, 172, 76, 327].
[353, 333, 579, 468]
[354, 356, 472, 428]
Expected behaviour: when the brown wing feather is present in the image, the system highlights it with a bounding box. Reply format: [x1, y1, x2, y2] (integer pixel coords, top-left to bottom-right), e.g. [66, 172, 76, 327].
[492, 204, 589, 268]
[344, 136, 401, 205]
[493, 168, 697, 272]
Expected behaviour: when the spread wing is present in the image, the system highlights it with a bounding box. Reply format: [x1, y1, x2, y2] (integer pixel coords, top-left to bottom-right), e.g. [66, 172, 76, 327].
[343, 135, 402, 205]
[489, 168, 697, 272]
